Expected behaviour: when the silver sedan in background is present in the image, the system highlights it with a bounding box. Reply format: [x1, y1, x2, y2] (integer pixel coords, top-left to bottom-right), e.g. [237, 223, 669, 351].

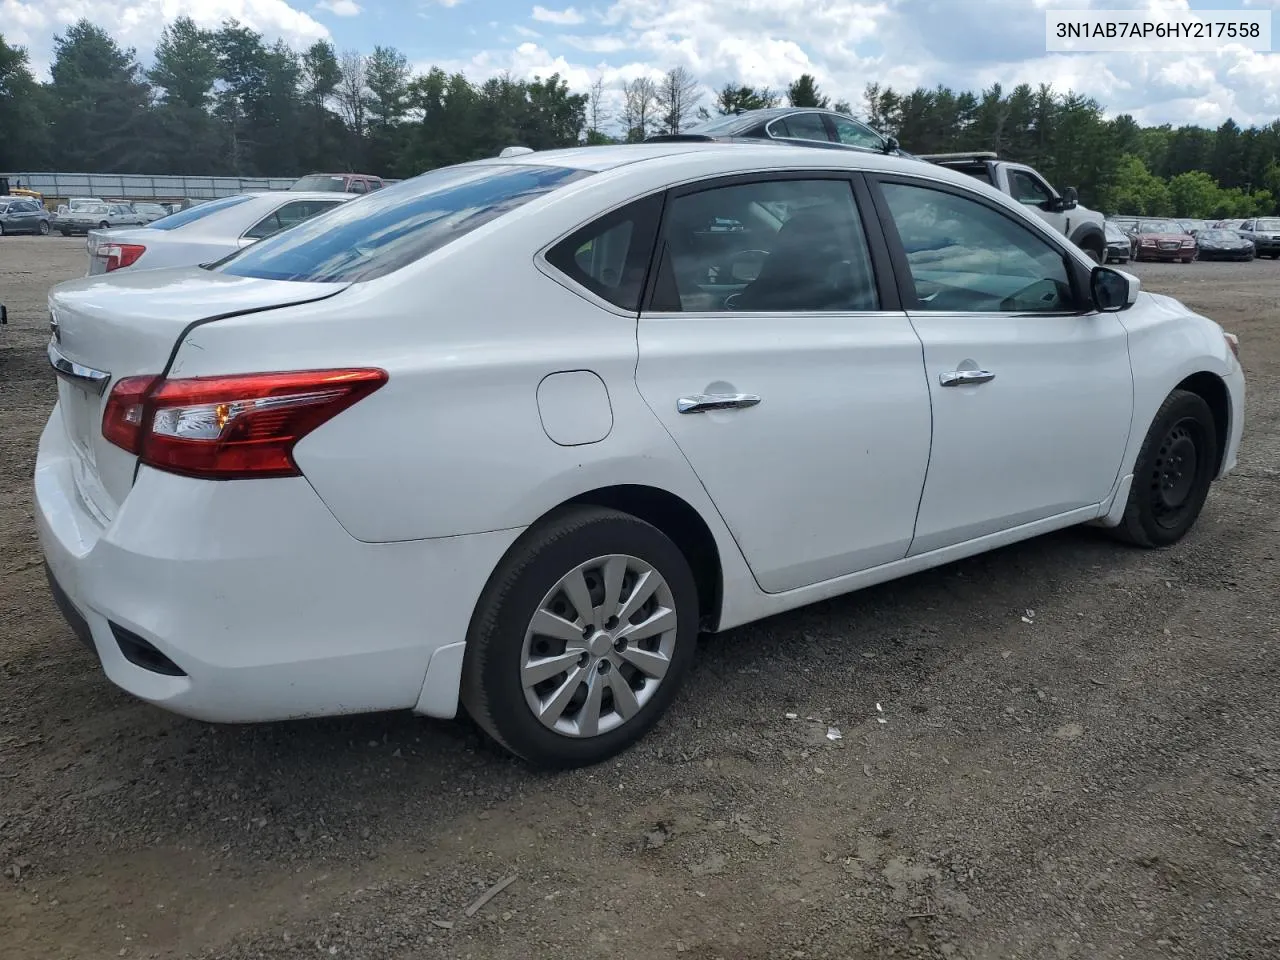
[85, 191, 354, 275]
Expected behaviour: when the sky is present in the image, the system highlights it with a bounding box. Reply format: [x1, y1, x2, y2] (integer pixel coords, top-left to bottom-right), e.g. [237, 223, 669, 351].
[3, 0, 1279, 131]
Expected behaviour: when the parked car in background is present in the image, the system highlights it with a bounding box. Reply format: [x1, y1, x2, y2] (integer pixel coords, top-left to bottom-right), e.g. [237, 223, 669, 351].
[38, 141, 1244, 768]
[649, 107, 911, 157]
[129, 201, 172, 225]
[84, 191, 353, 275]
[1238, 217, 1280, 258]
[1193, 228, 1256, 261]
[57, 200, 145, 236]
[1177, 219, 1209, 236]
[1103, 221, 1131, 263]
[0, 196, 53, 235]
[1132, 219, 1197, 262]
[290, 172, 385, 194]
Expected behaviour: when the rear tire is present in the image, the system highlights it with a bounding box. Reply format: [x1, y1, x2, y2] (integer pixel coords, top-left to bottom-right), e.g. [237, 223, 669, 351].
[98, 221, 109, 230]
[1110, 390, 1218, 549]
[461, 506, 700, 769]
[1083, 243, 1103, 264]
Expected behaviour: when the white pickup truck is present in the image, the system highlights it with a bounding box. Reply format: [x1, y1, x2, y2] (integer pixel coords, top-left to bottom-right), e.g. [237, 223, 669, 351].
[919, 152, 1108, 263]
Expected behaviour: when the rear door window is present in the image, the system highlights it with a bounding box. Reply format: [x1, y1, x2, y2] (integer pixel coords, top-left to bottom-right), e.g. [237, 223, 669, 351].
[545, 194, 663, 311]
[218, 163, 593, 283]
[243, 199, 346, 240]
[149, 194, 254, 231]
[770, 113, 831, 143]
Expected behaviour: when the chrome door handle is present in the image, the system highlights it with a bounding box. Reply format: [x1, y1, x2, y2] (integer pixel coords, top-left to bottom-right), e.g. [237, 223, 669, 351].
[676, 393, 762, 414]
[939, 369, 995, 387]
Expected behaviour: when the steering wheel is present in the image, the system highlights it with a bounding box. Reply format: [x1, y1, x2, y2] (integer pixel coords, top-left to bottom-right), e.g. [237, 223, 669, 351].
[726, 248, 771, 284]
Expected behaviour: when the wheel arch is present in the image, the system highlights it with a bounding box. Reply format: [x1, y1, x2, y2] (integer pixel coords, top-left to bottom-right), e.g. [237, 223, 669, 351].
[1069, 220, 1105, 255]
[1175, 371, 1231, 475]
[560, 484, 724, 632]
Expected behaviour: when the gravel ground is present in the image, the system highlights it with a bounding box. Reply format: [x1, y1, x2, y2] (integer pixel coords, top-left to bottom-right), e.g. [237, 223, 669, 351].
[2, 237, 1278, 960]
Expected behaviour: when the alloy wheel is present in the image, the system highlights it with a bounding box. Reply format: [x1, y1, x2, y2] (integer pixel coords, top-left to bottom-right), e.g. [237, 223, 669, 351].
[520, 554, 677, 738]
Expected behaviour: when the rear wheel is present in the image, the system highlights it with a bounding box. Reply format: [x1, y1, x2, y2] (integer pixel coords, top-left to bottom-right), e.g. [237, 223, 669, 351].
[98, 221, 110, 230]
[1083, 242, 1103, 264]
[1110, 390, 1218, 548]
[461, 506, 700, 768]
[0, 222, 5, 236]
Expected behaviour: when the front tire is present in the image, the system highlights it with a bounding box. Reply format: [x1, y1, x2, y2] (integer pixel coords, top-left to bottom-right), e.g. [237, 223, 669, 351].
[1111, 390, 1218, 548]
[38, 220, 50, 235]
[461, 506, 700, 769]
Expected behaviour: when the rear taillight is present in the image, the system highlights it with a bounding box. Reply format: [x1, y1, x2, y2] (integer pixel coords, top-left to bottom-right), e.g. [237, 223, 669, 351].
[1224, 332, 1239, 360]
[95, 242, 147, 272]
[102, 369, 387, 479]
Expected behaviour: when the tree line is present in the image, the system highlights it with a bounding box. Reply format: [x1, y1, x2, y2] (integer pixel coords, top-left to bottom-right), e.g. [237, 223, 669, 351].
[1, 17, 1277, 217]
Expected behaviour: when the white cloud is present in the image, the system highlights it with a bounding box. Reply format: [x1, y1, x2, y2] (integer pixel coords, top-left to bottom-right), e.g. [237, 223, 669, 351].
[513, 24, 543, 38]
[532, 5, 587, 25]
[315, 0, 361, 15]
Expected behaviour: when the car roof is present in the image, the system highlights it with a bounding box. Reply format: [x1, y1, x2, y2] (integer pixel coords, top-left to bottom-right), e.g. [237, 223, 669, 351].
[468, 139, 913, 174]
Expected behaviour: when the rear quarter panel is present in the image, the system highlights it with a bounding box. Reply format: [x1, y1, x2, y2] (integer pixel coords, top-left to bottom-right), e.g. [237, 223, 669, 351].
[162, 175, 740, 552]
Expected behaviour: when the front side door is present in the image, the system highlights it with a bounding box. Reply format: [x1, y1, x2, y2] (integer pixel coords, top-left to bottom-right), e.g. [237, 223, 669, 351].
[1005, 166, 1068, 236]
[634, 174, 933, 594]
[870, 176, 1134, 555]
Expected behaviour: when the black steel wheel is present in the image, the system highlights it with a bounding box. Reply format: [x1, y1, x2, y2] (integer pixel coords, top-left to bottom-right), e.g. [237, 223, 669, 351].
[1111, 389, 1218, 548]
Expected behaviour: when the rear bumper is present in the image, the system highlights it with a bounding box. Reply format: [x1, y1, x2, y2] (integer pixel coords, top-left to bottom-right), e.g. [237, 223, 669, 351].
[35, 405, 522, 723]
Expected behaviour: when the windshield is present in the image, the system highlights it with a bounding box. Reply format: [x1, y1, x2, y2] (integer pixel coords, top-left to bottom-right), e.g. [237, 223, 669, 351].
[292, 175, 349, 192]
[1198, 230, 1235, 240]
[1254, 218, 1280, 231]
[148, 194, 253, 231]
[1104, 223, 1127, 241]
[77, 203, 108, 215]
[1139, 220, 1181, 234]
[218, 163, 592, 283]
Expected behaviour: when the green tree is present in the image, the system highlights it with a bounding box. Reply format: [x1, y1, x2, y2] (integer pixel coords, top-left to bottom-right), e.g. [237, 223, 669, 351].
[47, 19, 152, 172]
[1168, 170, 1221, 217]
[1103, 154, 1171, 215]
[713, 83, 779, 115]
[0, 34, 50, 168]
[365, 45, 411, 171]
[787, 73, 828, 109]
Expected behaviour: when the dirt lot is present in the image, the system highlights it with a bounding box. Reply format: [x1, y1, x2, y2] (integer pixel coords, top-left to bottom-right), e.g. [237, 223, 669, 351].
[1, 236, 1278, 960]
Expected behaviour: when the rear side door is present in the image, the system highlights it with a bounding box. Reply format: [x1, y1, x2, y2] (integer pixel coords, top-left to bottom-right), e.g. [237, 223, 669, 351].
[867, 174, 1133, 554]
[633, 173, 933, 594]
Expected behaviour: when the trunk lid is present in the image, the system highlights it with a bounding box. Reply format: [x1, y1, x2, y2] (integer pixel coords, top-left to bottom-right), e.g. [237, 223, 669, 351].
[48, 267, 350, 521]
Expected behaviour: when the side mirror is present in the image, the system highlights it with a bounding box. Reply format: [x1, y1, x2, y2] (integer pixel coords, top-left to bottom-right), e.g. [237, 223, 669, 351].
[1061, 186, 1079, 209]
[1091, 265, 1139, 312]
[1045, 196, 1067, 213]
[883, 136, 900, 154]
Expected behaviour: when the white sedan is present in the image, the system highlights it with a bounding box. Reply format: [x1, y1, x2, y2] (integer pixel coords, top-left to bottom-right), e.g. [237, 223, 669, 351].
[37, 142, 1245, 768]
[83, 191, 353, 275]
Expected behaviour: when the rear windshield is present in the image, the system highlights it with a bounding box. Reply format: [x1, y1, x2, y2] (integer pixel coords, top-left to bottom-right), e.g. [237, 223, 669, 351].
[217, 163, 592, 283]
[149, 194, 254, 231]
[1255, 218, 1280, 231]
[292, 175, 350, 192]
